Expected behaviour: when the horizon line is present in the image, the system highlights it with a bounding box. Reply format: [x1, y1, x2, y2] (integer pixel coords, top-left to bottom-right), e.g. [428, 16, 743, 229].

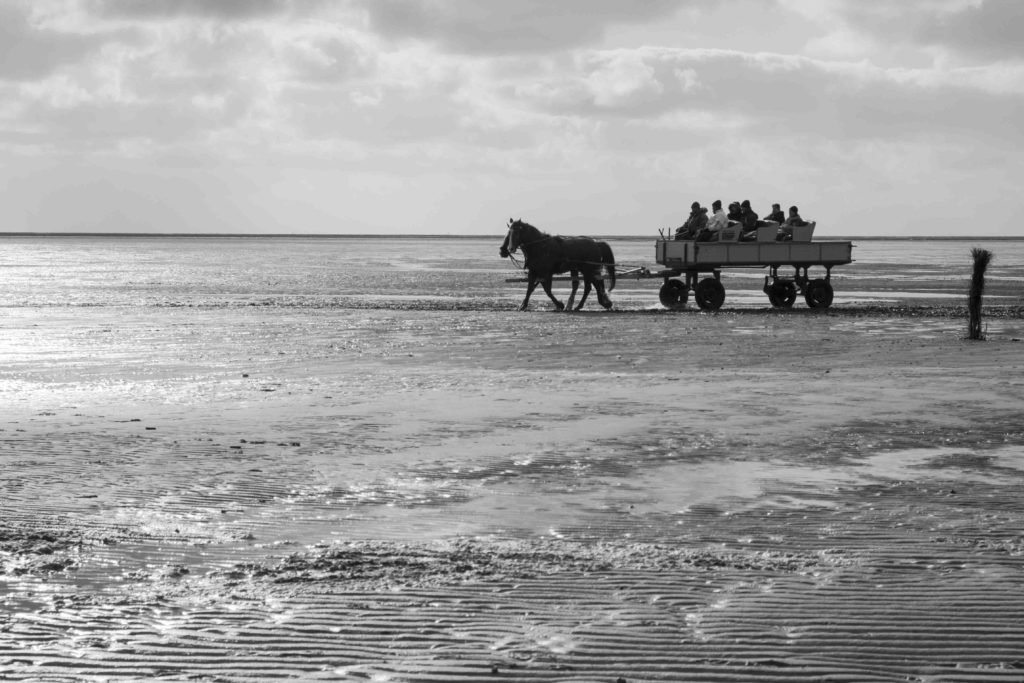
[1, 232, 1022, 241]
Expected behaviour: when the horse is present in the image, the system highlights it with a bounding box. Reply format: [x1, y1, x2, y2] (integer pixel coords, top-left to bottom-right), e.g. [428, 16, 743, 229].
[499, 218, 616, 311]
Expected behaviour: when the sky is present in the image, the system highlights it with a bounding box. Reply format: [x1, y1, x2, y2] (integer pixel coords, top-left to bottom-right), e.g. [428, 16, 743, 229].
[1, 0, 1023, 236]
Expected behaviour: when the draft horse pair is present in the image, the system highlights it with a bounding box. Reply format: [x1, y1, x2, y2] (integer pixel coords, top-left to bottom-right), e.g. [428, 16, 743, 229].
[499, 219, 616, 311]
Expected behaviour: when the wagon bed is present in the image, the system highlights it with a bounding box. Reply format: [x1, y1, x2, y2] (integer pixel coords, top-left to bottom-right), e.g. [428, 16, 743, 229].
[656, 239, 852, 270]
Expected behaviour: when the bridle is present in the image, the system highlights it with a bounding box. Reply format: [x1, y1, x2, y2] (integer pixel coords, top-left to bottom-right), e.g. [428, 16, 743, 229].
[504, 221, 553, 254]
[502, 219, 560, 273]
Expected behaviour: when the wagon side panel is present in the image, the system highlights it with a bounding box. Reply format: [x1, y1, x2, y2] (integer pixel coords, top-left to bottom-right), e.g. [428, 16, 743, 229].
[758, 243, 791, 264]
[657, 240, 691, 267]
[788, 244, 820, 263]
[819, 242, 853, 264]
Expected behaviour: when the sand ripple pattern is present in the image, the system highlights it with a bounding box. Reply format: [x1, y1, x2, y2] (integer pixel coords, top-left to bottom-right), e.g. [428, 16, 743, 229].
[5, 476, 1024, 681]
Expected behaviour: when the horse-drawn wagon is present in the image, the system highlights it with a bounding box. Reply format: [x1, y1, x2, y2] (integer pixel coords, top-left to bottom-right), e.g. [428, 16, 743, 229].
[501, 218, 854, 311]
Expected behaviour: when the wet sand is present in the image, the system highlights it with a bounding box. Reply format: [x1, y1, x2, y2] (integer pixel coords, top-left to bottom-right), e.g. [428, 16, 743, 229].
[3, 304, 1024, 681]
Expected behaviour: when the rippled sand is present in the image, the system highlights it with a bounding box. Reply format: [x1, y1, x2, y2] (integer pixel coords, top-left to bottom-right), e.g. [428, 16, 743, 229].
[3, 303, 1024, 681]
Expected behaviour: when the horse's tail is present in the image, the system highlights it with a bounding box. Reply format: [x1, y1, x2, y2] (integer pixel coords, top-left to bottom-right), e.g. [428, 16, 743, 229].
[600, 241, 616, 292]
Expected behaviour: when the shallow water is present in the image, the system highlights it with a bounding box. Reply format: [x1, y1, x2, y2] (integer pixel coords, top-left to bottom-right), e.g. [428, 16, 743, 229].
[1, 235, 1022, 309]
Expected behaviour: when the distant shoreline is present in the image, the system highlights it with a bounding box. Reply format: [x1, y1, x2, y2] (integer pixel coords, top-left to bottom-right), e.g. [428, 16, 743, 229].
[1, 232, 1022, 242]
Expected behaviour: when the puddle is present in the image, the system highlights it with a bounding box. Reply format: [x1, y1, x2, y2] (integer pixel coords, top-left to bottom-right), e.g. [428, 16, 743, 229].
[859, 445, 1024, 482]
[605, 444, 1024, 516]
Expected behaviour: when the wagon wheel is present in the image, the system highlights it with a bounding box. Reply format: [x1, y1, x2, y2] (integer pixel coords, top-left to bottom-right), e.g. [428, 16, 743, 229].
[804, 278, 834, 309]
[659, 280, 688, 310]
[767, 280, 797, 308]
[694, 277, 726, 311]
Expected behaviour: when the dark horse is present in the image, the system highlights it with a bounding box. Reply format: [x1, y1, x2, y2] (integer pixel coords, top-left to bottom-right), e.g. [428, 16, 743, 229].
[499, 218, 616, 311]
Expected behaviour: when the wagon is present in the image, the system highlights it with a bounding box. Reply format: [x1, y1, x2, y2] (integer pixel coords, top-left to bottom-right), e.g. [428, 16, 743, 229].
[644, 221, 853, 310]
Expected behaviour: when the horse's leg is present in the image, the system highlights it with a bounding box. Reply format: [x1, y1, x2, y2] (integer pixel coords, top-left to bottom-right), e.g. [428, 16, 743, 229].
[540, 276, 565, 311]
[566, 270, 580, 311]
[576, 278, 592, 311]
[595, 279, 613, 310]
[520, 277, 540, 311]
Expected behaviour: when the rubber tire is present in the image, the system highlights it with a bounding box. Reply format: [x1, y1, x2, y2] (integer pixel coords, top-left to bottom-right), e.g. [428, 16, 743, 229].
[804, 278, 834, 309]
[659, 280, 688, 310]
[694, 277, 726, 311]
[767, 280, 797, 308]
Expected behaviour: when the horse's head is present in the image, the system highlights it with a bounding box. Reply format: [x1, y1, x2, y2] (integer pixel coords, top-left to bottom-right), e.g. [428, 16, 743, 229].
[499, 217, 525, 258]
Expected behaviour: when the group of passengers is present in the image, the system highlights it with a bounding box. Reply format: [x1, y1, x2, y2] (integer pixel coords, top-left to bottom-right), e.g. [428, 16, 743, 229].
[674, 199, 809, 242]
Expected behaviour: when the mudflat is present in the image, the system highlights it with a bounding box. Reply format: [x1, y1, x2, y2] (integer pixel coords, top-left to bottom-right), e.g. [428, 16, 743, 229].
[3, 304, 1024, 682]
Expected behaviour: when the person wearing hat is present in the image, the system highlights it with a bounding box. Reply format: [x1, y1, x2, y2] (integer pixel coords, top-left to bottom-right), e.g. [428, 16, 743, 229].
[766, 203, 785, 224]
[674, 201, 708, 240]
[738, 199, 759, 239]
[698, 199, 728, 241]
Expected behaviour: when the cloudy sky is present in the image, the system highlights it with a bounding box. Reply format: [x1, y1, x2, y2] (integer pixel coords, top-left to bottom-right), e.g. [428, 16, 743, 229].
[1, 0, 1022, 236]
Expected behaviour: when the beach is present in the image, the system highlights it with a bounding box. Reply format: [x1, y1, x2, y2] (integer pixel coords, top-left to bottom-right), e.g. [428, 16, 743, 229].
[3, 237, 1024, 681]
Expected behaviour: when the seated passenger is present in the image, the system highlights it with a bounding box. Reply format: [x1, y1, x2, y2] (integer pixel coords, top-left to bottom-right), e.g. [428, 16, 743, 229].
[727, 202, 742, 222]
[784, 205, 808, 226]
[738, 199, 759, 240]
[778, 205, 808, 241]
[674, 201, 708, 240]
[698, 199, 727, 241]
[766, 203, 785, 224]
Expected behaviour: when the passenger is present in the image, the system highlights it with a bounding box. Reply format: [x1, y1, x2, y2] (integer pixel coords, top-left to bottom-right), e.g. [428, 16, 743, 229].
[784, 205, 808, 227]
[674, 201, 708, 240]
[698, 199, 727, 241]
[738, 199, 759, 240]
[727, 202, 742, 222]
[766, 203, 785, 224]
[778, 205, 808, 241]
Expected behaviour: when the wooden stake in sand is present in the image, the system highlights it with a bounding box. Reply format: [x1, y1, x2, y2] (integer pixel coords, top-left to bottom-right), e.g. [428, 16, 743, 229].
[968, 247, 993, 340]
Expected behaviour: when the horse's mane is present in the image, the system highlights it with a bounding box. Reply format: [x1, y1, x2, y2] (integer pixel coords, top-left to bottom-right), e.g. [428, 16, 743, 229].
[513, 219, 546, 240]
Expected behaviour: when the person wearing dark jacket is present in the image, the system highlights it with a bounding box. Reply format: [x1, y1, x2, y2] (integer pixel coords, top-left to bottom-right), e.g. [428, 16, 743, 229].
[766, 203, 785, 223]
[738, 199, 759, 239]
[674, 201, 708, 240]
[785, 205, 808, 227]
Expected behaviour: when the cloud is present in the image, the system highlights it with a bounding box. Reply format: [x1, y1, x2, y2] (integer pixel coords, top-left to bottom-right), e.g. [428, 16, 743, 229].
[353, 0, 684, 54]
[907, 0, 1024, 61]
[583, 52, 666, 108]
[0, 3, 102, 81]
[490, 46, 1024, 150]
[791, 0, 1024, 63]
[91, 0, 291, 20]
